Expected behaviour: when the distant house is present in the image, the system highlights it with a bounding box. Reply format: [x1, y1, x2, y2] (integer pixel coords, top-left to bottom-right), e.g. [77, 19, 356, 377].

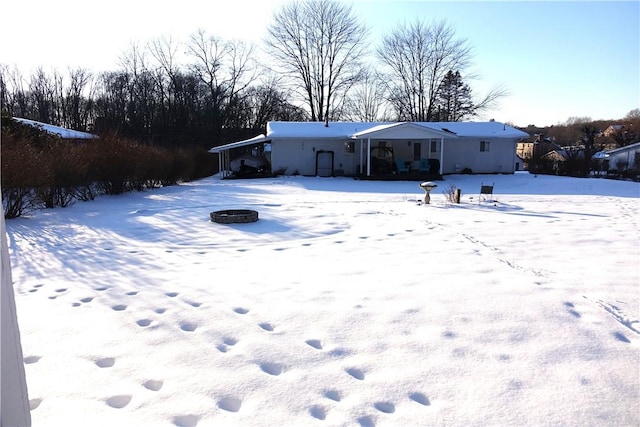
[602, 124, 625, 138]
[516, 135, 562, 162]
[11, 117, 98, 139]
[210, 121, 529, 178]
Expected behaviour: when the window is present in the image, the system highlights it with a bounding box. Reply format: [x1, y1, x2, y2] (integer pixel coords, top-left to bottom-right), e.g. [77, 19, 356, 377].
[344, 141, 355, 153]
[480, 140, 490, 152]
[413, 142, 421, 161]
[430, 140, 439, 153]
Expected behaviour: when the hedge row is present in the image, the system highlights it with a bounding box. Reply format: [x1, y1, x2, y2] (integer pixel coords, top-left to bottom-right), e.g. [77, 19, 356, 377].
[1, 125, 216, 218]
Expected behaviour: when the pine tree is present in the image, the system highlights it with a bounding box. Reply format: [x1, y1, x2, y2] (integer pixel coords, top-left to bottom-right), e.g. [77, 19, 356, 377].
[434, 70, 475, 122]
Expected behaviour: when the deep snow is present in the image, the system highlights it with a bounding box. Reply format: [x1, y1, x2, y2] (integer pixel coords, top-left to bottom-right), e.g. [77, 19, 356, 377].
[6, 173, 640, 427]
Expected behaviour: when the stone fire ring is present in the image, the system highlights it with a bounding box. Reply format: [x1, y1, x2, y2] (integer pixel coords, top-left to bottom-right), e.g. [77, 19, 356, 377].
[210, 209, 259, 224]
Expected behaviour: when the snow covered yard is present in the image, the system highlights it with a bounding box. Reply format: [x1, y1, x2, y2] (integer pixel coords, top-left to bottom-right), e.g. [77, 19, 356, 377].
[6, 173, 639, 427]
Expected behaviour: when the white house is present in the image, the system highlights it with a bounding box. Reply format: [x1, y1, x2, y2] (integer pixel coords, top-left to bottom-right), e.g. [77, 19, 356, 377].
[604, 141, 640, 173]
[210, 121, 530, 178]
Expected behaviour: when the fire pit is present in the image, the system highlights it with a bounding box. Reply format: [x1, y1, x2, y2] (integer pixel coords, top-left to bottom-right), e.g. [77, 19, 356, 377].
[210, 209, 259, 224]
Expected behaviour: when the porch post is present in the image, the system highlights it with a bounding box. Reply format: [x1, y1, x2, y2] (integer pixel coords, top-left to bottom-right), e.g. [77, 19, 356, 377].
[367, 138, 371, 176]
[440, 138, 444, 175]
[359, 139, 363, 175]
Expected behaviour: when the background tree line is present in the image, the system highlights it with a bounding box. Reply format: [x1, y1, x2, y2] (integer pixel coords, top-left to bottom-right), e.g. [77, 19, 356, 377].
[517, 108, 640, 177]
[1, 0, 506, 149]
[2, 0, 511, 218]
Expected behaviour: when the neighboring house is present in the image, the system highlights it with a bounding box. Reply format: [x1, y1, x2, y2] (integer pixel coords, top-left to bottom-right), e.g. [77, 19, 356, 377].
[12, 117, 98, 139]
[210, 121, 529, 178]
[602, 124, 624, 138]
[516, 135, 562, 163]
[604, 141, 640, 173]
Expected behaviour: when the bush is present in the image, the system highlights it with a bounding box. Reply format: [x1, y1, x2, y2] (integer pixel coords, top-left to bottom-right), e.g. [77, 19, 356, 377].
[2, 119, 217, 218]
[1, 127, 51, 218]
[443, 184, 461, 204]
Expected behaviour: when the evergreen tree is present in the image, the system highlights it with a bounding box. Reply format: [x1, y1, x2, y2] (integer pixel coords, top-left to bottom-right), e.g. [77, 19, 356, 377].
[434, 70, 474, 122]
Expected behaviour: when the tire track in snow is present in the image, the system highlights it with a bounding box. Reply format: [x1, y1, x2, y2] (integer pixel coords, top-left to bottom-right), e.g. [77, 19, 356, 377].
[424, 219, 553, 280]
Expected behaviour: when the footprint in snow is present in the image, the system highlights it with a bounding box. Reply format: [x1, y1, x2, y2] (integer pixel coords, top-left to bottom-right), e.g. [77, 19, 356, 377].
[309, 405, 327, 420]
[409, 392, 431, 406]
[346, 368, 365, 380]
[259, 322, 274, 331]
[24, 355, 41, 364]
[324, 390, 341, 402]
[374, 401, 395, 414]
[143, 379, 163, 391]
[96, 357, 115, 368]
[260, 362, 284, 376]
[233, 307, 249, 314]
[136, 319, 152, 327]
[106, 395, 131, 409]
[29, 398, 42, 410]
[172, 414, 200, 427]
[112, 304, 127, 311]
[357, 415, 375, 427]
[306, 339, 323, 350]
[218, 397, 242, 413]
[180, 322, 198, 332]
[217, 337, 238, 353]
[165, 292, 179, 298]
[614, 332, 631, 343]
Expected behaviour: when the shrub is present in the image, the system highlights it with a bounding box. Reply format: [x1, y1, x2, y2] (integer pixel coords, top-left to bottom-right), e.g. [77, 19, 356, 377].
[443, 184, 460, 204]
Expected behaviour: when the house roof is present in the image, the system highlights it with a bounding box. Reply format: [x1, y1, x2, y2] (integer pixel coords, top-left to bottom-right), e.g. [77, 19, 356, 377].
[266, 121, 528, 139]
[211, 121, 529, 153]
[208, 134, 269, 153]
[351, 122, 456, 139]
[13, 117, 98, 139]
[605, 141, 640, 155]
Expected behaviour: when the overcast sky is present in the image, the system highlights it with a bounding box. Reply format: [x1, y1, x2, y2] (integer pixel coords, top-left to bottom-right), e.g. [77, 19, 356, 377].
[1, 0, 638, 127]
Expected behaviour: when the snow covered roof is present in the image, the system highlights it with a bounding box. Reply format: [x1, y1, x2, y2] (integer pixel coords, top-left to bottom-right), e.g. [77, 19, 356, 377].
[266, 121, 529, 139]
[351, 122, 455, 139]
[13, 117, 98, 139]
[208, 134, 269, 153]
[211, 121, 529, 153]
[605, 141, 640, 155]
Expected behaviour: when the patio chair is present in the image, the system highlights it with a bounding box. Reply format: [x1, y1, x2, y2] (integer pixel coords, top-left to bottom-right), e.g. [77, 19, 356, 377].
[395, 159, 409, 174]
[418, 158, 430, 173]
[479, 182, 494, 203]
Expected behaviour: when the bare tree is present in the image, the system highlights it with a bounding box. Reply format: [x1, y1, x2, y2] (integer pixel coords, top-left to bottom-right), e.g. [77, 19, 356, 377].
[342, 69, 389, 122]
[63, 68, 93, 130]
[377, 20, 472, 121]
[187, 29, 256, 130]
[265, 0, 368, 124]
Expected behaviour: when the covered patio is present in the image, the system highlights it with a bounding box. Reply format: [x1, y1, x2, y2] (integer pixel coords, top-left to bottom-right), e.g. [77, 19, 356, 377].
[352, 122, 454, 179]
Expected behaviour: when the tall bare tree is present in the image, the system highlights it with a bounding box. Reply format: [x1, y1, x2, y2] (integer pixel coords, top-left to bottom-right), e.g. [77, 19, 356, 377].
[342, 69, 389, 122]
[187, 29, 256, 130]
[377, 20, 472, 121]
[265, 0, 368, 124]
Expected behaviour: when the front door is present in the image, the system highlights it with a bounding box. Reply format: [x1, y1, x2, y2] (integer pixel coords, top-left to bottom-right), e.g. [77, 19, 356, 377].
[316, 150, 334, 177]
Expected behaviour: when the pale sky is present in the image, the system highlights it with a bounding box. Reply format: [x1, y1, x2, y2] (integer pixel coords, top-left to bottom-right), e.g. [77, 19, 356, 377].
[1, 0, 638, 127]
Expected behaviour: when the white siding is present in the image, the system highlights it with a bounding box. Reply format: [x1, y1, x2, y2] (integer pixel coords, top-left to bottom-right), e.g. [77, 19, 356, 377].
[443, 138, 517, 174]
[271, 138, 359, 176]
